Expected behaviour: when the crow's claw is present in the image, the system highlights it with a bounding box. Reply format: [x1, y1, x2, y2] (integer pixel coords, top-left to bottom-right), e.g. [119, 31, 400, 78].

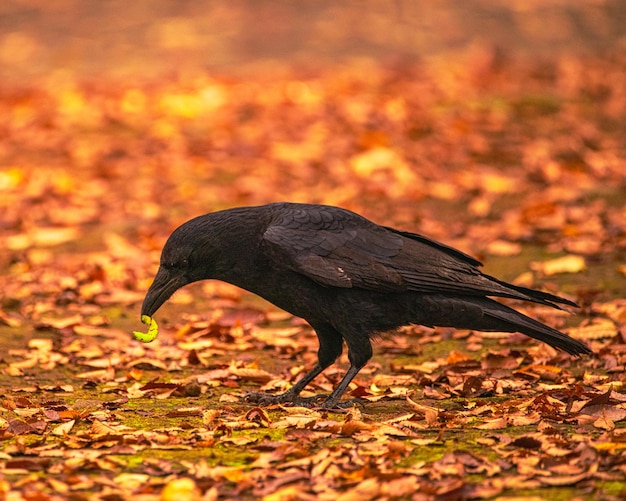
[243, 391, 364, 410]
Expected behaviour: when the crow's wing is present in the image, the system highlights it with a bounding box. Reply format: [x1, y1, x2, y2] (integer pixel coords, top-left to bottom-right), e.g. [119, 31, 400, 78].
[262, 205, 575, 307]
[263, 207, 406, 292]
[262, 206, 491, 295]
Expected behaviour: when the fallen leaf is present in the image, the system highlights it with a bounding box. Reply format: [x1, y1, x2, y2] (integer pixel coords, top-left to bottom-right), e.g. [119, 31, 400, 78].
[531, 255, 586, 275]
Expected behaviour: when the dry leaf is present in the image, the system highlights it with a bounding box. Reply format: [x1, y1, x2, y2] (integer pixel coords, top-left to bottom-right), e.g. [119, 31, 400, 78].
[531, 255, 586, 275]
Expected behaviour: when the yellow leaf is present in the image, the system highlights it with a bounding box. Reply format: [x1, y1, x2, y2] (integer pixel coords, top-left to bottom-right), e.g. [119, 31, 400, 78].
[113, 473, 149, 490]
[486, 240, 522, 256]
[262, 486, 300, 501]
[531, 255, 586, 275]
[161, 478, 201, 501]
[52, 420, 75, 436]
[567, 318, 617, 340]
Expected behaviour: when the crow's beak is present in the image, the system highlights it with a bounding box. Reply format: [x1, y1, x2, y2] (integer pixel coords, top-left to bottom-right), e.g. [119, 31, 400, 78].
[140, 267, 187, 318]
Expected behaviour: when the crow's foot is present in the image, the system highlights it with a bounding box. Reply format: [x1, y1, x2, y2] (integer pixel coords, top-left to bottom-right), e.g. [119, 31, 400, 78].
[243, 391, 323, 407]
[243, 391, 363, 410]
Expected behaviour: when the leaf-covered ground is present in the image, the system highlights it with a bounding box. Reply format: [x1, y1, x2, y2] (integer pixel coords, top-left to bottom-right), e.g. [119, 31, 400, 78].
[1, 26, 626, 501]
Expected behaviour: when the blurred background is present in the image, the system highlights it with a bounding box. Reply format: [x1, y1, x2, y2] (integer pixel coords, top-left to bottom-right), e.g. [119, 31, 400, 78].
[1, 1, 625, 301]
[2, 0, 626, 80]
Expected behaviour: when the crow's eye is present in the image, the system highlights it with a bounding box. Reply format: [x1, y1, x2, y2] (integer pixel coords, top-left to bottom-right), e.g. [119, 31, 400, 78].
[162, 258, 188, 270]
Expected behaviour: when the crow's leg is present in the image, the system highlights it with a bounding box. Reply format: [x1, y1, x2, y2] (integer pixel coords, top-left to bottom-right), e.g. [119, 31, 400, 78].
[244, 323, 343, 405]
[320, 334, 373, 409]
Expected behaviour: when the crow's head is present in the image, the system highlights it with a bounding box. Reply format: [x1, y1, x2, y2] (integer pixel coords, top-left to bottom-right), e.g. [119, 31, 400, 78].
[140, 208, 264, 318]
[140, 216, 221, 318]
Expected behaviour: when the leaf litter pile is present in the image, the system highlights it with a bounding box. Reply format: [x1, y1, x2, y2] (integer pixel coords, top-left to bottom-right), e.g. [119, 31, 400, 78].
[1, 51, 626, 500]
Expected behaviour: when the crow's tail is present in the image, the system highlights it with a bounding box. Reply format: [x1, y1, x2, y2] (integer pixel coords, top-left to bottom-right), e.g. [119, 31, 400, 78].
[464, 297, 590, 356]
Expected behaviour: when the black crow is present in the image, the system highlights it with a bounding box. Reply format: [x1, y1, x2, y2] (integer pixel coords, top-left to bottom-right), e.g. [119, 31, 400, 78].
[140, 202, 590, 408]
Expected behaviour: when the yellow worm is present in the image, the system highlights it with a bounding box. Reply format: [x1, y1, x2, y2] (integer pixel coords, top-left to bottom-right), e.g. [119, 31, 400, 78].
[133, 315, 159, 342]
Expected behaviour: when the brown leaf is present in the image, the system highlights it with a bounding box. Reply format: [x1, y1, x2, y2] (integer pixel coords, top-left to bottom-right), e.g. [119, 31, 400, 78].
[477, 417, 509, 430]
[228, 365, 273, 384]
[538, 471, 591, 486]
[406, 393, 440, 426]
[512, 436, 542, 450]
